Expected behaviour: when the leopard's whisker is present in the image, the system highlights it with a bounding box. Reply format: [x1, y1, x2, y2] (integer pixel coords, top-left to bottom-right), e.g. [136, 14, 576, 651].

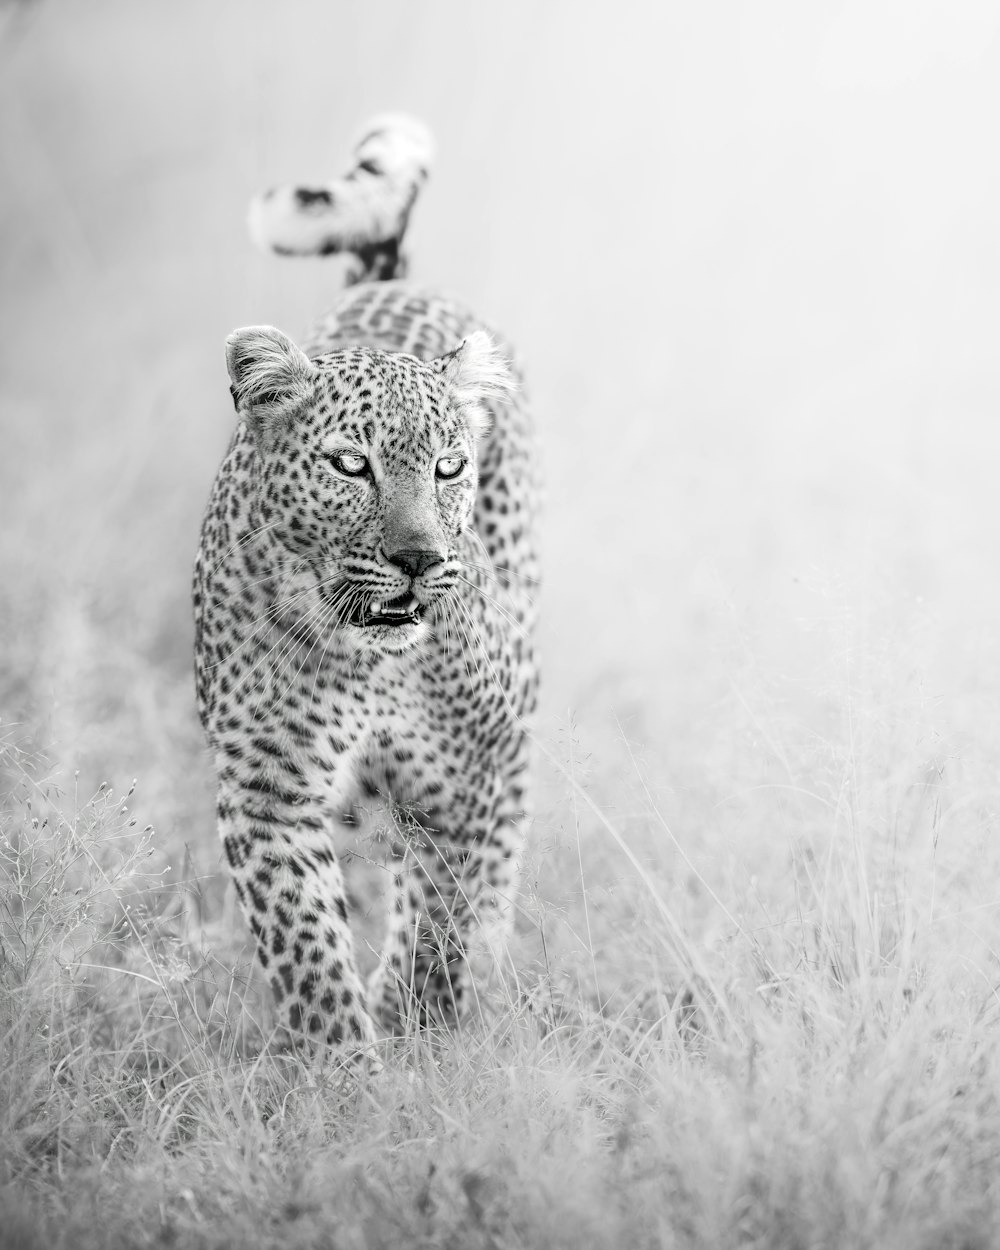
[447, 594, 485, 699]
[457, 559, 540, 601]
[201, 557, 312, 617]
[454, 595, 526, 727]
[239, 596, 339, 722]
[454, 573, 529, 640]
[466, 528, 541, 587]
[459, 549, 540, 590]
[203, 519, 280, 580]
[201, 561, 350, 675]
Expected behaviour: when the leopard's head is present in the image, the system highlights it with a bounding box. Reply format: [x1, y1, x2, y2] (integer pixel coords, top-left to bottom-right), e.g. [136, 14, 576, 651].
[226, 326, 513, 653]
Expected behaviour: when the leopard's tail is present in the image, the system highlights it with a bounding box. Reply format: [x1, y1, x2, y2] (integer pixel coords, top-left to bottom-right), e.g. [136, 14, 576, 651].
[247, 114, 434, 284]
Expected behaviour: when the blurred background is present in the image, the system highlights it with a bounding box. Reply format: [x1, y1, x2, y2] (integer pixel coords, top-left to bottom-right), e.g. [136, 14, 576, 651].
[3, 0, 1000, 939]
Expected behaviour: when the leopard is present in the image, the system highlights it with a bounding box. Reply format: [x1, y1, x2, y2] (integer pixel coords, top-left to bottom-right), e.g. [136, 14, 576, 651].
[192, 116, 539, 1055]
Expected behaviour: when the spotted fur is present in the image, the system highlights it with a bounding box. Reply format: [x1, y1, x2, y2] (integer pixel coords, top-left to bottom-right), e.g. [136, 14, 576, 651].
[193, 119, 538, 1052]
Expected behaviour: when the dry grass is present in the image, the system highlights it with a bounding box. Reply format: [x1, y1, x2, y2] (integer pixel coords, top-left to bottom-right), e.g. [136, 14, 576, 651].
[5, 589, 1000, 1248]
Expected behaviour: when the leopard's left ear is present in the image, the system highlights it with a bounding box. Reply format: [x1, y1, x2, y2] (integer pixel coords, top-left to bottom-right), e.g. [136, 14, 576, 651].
[436, 331, 516, 439]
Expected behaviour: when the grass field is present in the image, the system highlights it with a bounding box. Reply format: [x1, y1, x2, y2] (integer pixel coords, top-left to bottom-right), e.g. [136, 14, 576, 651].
[4, 2, 1000, 1245]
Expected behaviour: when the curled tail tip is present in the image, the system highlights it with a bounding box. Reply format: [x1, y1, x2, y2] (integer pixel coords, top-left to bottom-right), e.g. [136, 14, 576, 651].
[246, 113, 434, 262]
[353, 113, 435, 177]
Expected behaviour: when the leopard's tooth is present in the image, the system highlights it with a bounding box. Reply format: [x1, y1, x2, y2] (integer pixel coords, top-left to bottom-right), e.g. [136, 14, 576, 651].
[370, 600, 382, 616]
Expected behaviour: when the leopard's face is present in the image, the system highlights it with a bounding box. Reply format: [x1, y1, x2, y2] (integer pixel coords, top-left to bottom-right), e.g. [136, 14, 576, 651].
[226, 329, 512, 654]
[260, 353, 478, 652]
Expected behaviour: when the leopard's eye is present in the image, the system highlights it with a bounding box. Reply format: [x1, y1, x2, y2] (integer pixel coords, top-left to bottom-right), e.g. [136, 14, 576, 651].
[436, 456, 466, 481]
[328, 450, 368, 477]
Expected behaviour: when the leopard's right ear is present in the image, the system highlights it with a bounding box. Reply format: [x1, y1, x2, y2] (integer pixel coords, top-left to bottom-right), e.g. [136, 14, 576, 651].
[225, 326, 316, 447]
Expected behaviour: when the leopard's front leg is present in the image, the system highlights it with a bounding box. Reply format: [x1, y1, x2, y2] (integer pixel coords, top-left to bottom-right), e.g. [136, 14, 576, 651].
[367, 771, 528, 1033]
[216, 770, 375, 1053]
[367, 837, 475, 1031]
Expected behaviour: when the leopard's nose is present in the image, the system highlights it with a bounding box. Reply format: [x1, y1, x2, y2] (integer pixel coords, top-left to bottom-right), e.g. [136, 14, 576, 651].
[386, 549, 445, 578]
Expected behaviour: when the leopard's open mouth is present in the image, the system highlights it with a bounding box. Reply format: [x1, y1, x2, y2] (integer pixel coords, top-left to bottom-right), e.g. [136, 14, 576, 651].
[362, 591, 423, 628]
[329, 587, 426, 630]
